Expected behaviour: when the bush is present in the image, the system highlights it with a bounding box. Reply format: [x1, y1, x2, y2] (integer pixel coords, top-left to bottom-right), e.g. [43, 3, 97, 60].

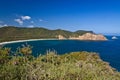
[0, 45, 120, 80]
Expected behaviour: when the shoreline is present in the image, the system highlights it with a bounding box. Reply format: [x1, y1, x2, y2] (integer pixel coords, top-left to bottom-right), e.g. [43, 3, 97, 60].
[0, 38, 109, 45]
[0, 38, 60, 45]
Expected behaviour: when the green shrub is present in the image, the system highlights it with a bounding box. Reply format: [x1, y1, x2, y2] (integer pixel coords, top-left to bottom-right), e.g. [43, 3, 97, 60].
[0, 47, 11, 64]
[0, 46, 120, 80]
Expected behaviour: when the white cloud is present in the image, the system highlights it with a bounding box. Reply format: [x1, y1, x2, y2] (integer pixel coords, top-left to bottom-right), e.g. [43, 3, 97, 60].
[3, 24, 8, 26]
[28, 25, 34, 28]
[14, 19, 23, 25]
[0, 24, 8, 27]
[21, 16, 31, 20]
[31, 21, 34, 23]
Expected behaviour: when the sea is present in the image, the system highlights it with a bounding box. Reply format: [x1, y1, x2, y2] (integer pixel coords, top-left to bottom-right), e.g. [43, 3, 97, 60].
[3, 36, 120, 71]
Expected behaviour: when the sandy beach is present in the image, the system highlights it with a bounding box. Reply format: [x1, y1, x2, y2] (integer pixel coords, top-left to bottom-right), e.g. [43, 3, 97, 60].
[0, 39, 59, 45]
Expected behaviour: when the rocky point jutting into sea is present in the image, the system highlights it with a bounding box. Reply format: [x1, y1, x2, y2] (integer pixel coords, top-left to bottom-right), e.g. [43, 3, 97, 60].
[58, 33, 107, 40]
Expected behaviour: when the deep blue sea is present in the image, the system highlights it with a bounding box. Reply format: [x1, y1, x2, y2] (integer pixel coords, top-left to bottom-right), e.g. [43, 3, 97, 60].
[3, 36, 120, 71]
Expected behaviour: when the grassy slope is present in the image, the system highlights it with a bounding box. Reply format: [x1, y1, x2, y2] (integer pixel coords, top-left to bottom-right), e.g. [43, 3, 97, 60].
[0, 26, 93, 42]
[0, 47, 120, 80]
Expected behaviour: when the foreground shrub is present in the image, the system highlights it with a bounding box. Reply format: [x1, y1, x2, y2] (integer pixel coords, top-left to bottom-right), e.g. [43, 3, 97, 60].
[0, 47, 11, 64]
[0, 46, 120, 80]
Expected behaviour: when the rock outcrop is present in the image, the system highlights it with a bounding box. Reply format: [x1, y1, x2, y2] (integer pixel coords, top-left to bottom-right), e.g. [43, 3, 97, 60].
[78, 33, 107, 40]
[58, 35, 66, 39]
[61, 33, 107, 40]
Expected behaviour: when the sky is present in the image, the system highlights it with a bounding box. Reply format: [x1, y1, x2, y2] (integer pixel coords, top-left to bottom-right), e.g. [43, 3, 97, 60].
[0, 0, 120, 34]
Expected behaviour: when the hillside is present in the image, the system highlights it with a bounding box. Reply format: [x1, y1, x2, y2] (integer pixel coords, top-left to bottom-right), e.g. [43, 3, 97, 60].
[0, 45, 120, 80]
[0, 26, 93, 42]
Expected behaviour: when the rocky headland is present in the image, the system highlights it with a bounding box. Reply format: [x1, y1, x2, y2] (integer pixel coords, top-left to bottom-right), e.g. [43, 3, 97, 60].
[58, 33, 107, 40]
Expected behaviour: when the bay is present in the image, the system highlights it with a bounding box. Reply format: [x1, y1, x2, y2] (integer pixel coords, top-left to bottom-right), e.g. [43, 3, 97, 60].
[3, 36, 120, 71]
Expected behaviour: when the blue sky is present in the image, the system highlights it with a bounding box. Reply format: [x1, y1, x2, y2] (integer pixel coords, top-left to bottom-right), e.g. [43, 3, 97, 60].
[0, 0, 120, 34]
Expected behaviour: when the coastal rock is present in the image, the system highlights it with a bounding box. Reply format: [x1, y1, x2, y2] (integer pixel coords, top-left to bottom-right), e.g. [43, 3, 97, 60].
[112, 36, 117, 39]
[69, 33, 107, 40]
[58, 35, 66, 39]
[79, 33, 107, 40]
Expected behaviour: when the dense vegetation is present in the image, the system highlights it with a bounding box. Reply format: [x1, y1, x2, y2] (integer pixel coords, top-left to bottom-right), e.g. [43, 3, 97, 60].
[0, 44, 120, 80]
[0, 26, 93, 42]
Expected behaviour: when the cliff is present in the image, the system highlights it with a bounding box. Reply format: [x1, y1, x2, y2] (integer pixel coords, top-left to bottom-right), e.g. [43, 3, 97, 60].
[69, 33, 107, 40]
[58, 35, 66, 39]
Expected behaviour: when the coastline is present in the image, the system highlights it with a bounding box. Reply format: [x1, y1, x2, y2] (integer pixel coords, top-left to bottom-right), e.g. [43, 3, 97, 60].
[0, 38, 60, 45]
[0, 38, 108, 45]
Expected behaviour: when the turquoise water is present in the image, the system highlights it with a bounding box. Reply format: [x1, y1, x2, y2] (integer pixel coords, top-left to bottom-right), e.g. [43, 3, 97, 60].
[4, 36, 120, 71]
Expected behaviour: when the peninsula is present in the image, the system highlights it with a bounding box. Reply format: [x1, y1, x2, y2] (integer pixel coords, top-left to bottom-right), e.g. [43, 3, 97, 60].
[58, 33, 107, 40]
[0, 26, 107, 42]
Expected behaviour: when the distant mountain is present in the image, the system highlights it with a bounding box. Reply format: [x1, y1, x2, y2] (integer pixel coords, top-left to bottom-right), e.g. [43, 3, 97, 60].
[0, 26, 94, 42]
[75, 30, 94, 33]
